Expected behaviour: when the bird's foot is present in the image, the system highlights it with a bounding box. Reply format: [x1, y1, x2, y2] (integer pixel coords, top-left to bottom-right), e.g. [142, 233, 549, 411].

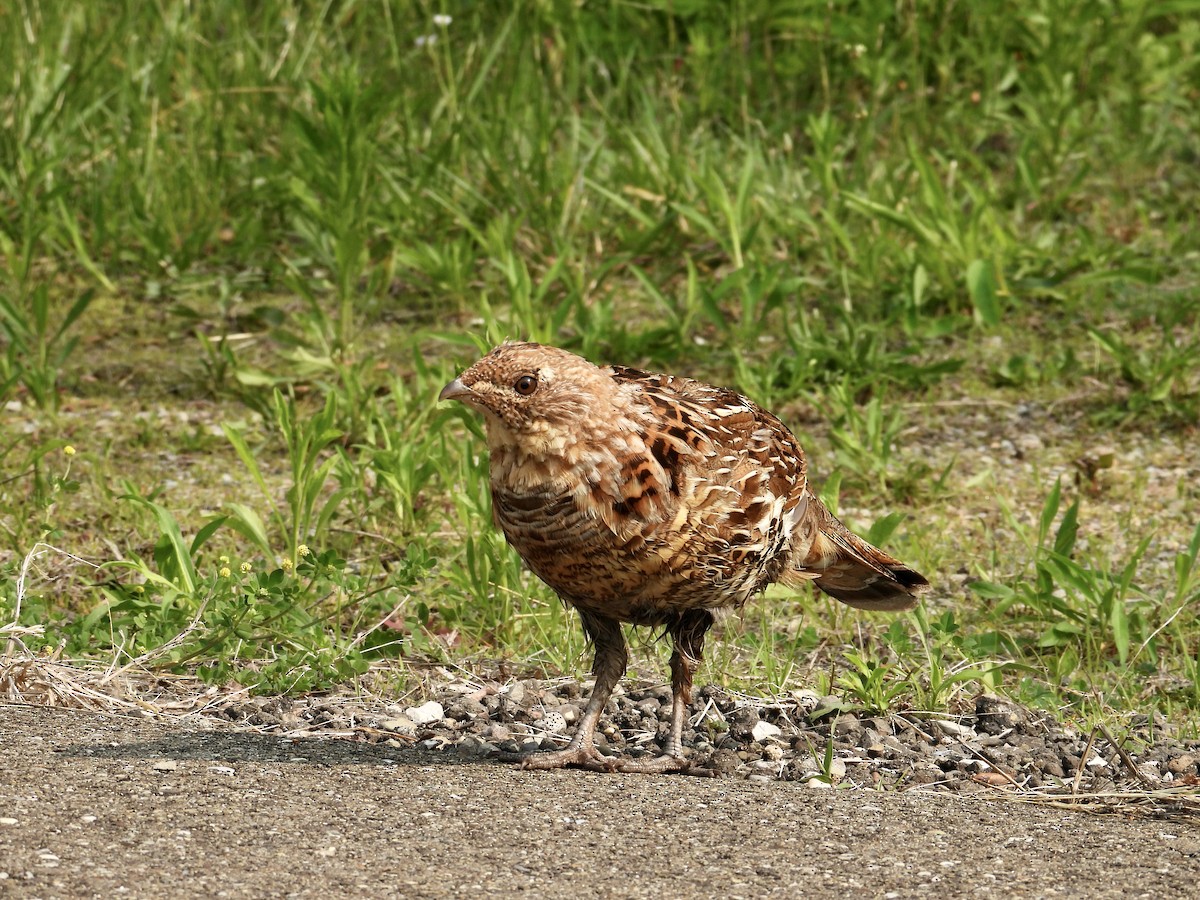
[615, 754, 717, 777]
[496, 745, 618, 773]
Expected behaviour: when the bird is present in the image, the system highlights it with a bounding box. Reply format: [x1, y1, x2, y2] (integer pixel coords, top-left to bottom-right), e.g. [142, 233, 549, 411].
[439, 341, 929, 774]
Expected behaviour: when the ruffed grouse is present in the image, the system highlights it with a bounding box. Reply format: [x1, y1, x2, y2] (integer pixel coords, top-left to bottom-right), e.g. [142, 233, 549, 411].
[440, 342, 929, 774]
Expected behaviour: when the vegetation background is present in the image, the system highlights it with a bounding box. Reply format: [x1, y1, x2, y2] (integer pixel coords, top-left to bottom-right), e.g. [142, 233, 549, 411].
[2, 1, 1198, 736]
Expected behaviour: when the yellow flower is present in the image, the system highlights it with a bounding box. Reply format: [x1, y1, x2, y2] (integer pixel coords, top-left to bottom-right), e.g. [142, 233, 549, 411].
[297, 544, 311, 558]
[64, 445, 76, 456]
[219, 566, 231, 579]
[281, 558, 294, 572]
[240, 562, 252, 574]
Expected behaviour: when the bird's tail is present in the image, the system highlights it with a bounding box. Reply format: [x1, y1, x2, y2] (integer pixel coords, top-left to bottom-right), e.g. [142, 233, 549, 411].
[784, 493, 929, 611]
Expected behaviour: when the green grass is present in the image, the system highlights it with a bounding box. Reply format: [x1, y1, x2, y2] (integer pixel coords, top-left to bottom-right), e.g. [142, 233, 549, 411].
[2, 1, 1199, 733]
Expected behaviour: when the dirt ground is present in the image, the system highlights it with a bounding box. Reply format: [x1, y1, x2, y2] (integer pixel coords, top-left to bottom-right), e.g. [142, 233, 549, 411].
[2, 703, 1198, 898]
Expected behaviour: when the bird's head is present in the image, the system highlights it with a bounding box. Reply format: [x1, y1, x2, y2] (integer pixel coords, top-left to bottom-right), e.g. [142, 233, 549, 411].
[439, 342, 606, 449]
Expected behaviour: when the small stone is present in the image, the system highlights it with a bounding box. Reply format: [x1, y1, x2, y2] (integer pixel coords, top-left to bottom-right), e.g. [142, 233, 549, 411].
[705, 749, 742, 775]
[541, 711, 567, 734]
[455, 736, 497, 757]
[1167, 754, 1196, 775]
[486, 724, 513, 742]
[151, 760, 178, 773]
[557, 681, 583, 700]
[1015, 433, 1043, 453]
[975, 695, 1028, 735]
[933, 719, 974, 739]
[791, 755, 819, 774]
[380, 716, 416, 734]
[445, 698, 487, 721]
[1036, 758, 1065, 777]
[906, 767, 942, 786]
[504, 682, 526, 707]
[636, 698, 663, 717]
[405, 701, 445, 726]
[859, 728, 883, 749]
[729, 707, 761, 737]
[751, 720, 782, 742]
[883, 735, 914, 757]
[748, 774, 774, 784]
[1136, 764, 1161, 783]
[832, 715, 861, 738]
[0, 818, 17, 826]
[862, 717, 891, 735]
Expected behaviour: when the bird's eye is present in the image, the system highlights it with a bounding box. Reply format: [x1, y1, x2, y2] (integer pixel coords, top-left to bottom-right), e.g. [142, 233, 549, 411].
[514, 374, 538, 396]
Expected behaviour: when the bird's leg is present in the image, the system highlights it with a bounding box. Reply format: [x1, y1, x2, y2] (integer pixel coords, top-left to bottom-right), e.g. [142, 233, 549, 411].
[617, 609, 716, 776]
[503, 611, 626, 772]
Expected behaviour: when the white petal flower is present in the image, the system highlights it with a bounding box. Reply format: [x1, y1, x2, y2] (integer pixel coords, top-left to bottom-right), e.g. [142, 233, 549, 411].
[433, 14, 452, 27]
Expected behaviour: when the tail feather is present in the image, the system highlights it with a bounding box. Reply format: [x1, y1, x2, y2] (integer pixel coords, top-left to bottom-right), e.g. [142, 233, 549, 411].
[787, 494, 930, 611]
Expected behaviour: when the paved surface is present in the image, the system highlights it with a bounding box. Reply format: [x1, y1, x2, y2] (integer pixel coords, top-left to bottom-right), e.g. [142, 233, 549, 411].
[2, 703, 1198, 898]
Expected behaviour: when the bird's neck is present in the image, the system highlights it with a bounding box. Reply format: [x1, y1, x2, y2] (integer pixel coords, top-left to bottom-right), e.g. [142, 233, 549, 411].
[487, 412, 643, 497]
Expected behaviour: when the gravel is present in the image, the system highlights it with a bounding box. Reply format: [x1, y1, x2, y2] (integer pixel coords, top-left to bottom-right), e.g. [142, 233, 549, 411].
[211, 679, 1200, 796]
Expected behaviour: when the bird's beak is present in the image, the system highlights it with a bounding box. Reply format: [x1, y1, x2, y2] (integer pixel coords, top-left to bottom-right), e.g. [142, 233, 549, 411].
[439, 378, 472, 402]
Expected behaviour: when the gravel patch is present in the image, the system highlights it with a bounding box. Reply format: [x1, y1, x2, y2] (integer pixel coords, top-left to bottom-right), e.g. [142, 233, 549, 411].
[211, 679, 1200, 803]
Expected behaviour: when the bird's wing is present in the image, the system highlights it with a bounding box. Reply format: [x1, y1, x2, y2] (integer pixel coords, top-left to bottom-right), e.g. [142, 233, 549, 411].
[606, 368, 809, 577]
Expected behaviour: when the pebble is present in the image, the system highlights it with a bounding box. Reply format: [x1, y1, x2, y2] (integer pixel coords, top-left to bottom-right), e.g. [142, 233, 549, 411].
[933, 719, 975, 739]
[455, 736, 497, 757]
[1167, 754, 1196, 775]
[636, 698, 663, 716]
[486, 724, 513, 742]
[380, 717, 416, 734]
[751, 720, 782, 742]
[405, 701, 445, 726]
[151, 759, 178, 773]
[445, 698, 487, 721]
[975, 695, 1028, 735]
[832, 715, 860, 737]
[706, 749, 742, 776]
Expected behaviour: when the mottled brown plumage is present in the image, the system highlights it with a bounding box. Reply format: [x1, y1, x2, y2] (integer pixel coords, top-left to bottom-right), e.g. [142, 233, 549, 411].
[440, 341, 929, 773]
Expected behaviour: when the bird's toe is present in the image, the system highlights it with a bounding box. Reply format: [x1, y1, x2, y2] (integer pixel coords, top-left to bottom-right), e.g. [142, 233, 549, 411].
[496, 746, 617, 773]
[614, 754, 717, 777]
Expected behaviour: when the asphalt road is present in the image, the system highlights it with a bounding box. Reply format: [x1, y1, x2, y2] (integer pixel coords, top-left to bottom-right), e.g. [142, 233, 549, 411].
[2, 703, 1197, 898]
